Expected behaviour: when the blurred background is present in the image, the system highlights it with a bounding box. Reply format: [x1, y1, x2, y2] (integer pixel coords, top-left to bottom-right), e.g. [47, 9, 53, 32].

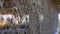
[58, 14, 60, 34]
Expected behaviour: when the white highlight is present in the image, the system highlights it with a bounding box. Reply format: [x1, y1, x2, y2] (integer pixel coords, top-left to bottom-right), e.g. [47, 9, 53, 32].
[0, 14, 29, 25]
[58, 14, 60, 20]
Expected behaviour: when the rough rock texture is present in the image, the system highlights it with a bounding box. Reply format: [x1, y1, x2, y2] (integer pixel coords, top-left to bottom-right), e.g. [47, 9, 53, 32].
[0, 0, 58, 34]
[17, 0, 58, 34]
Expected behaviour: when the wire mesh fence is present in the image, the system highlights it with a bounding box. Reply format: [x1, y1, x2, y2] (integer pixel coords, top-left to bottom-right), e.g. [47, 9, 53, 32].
[0, 0, 30, 34]
[0, 0, 58, 34]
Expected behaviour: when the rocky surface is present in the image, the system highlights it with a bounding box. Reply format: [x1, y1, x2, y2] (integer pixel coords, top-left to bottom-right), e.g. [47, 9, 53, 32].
[0, 0, 58, 34]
